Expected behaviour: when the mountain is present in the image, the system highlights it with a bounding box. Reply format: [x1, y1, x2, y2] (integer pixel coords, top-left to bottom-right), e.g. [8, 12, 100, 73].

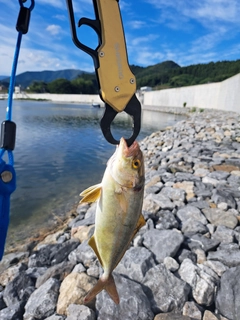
[0, 76, 8, 81]
[1, 59, 240, 92]
[2, 69, 89, 88]
[135, 59, 240, 89]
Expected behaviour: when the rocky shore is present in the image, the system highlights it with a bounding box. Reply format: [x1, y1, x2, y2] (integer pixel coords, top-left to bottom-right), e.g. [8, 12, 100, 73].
[1, 109, 240, 320]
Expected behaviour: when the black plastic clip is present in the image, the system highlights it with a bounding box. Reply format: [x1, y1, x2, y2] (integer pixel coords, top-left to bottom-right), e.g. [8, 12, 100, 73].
[16, 6, 31, 34]
[0, 121, 16, 151]
[16, 0, 35, 34]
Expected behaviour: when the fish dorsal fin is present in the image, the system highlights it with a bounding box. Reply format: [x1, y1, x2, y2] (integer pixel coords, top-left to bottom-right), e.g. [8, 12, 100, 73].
[88, 235, 103, 266]
[80, 184, 102, 203]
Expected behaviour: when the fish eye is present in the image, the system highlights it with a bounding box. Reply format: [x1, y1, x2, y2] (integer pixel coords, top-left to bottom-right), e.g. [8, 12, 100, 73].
[132, 159, 141, 169]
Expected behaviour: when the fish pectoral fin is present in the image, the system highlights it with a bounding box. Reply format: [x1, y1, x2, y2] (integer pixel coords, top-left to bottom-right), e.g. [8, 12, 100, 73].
[132, 214, 146, 239]
[84, 274, 119, 305]
[80, 183, 102, 203]
[88, 235, 103, 266]
[115, 192, 128, 213]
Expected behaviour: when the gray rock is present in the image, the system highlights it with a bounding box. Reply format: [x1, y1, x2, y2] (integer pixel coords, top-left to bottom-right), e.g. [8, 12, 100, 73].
[26, 266, 48, 279]
[143, 229, 184, 263]
[115, 247, 156, 282]
[183, 301, 202, 319]
[0, 292, 6, 310]
[68, 241, 96, 267]
[163, 256, 179, 272]
[175, 172, 201, 182]
[218, 242, 239, 251]
[177, 205, 207, 225]
[161, 172, 176, 183]
[45, 315, 66, 320]
[87, 263, 100, 278]
[189, 200, 210, 209]
[66, 304, 95, 320]
[187, 234, 220, 252]
[0, 303, 24, 320]
[28, 244, 55, 268]
[208, 250, 240, 267]
[181, 219, 208, 235]
[72, 263, 86, 273]
[24, 278, 60, 320]
[207, 171, 230, 180]
[28, 240, 79, 269]
[160, 186, 186, 202]
[153, 313, 195, 320]
[203, 260, 228, 277]
[143, 264, 190, 314]
[212, 225, 235, 243]
[96, 273, 154, 320]
[178, 259, 217, 306]
[216, 266, 240, 320]
[194, 182, 213, 198]
[3, 271, 34, 307]
[145, 193, 175, 210]
[211, 189, 236, 209]
[156, 210, 179, 230]
[0, 252, 29, 274]
[50, 239, 79, 265]
[202, 208, 238, 229]
[36, 261, 75, 288]
[176, 249, 197, 264]
[217, 185, 240, 199]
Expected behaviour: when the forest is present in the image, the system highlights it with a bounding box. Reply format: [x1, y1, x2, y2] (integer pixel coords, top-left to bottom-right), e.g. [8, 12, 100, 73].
[2, 59, 240, 94]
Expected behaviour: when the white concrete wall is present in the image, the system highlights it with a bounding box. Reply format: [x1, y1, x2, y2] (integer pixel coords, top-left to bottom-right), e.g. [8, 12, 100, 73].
[12, 73, 240, 113]
[13, 92, 104, 106]
[143, 73, 240, 113]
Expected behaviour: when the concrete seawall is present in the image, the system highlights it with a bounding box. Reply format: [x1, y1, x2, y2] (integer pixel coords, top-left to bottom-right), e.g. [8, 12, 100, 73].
[143, 73, 240, 113]
[11, 72, 240, 113]
[13, 92, 104, 106]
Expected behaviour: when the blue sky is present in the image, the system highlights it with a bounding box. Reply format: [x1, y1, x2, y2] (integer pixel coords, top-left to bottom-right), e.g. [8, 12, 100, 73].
[1, 0, 240, 76]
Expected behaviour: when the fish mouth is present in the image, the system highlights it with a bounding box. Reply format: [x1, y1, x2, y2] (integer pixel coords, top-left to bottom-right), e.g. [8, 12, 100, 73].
[120, 137, 140, 158]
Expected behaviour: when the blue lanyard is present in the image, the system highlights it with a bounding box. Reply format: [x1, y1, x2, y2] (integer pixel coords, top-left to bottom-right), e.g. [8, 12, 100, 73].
[0, 0, 35, 260]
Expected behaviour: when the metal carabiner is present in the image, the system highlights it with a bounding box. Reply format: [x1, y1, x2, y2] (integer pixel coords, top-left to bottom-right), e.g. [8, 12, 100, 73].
[66, 0, 142, 146]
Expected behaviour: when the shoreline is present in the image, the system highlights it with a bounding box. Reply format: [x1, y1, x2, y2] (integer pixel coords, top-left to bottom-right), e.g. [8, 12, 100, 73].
[1, 108, 240, 319]
[4, 105, 189, 254]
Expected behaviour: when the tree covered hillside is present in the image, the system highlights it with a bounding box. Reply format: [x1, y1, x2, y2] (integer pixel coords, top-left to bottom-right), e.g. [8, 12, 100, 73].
[134, 60, 240, 89]
[1, 59, 240, 94]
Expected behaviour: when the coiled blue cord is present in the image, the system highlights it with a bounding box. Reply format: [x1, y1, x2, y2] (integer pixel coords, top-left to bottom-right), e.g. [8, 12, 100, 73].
[0, 0, 35, 260]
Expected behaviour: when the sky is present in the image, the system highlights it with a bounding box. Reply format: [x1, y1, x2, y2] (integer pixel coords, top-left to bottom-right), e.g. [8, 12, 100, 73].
[1, 0, 240, 76]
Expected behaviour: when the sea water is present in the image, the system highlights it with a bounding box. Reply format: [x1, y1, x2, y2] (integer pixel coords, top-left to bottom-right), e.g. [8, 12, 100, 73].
[0, 100, 184, 248]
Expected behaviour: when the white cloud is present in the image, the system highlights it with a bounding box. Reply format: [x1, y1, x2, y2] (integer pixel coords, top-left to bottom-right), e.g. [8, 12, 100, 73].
[129, 20, 147, 30]
[46, 24, 62, 35]
[53, 14, 67, 21]
[130, 34, 159, 47]
[145, 0, 240, 28]
[36, 0, 65, 9]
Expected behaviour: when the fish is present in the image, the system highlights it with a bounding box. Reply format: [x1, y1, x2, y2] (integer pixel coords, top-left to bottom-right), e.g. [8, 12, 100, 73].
[80, 137, 145, 304]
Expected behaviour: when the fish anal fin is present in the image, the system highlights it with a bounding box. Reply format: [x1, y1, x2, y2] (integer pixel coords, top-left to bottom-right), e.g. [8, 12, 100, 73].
[80, 184, 102, 203]
[84, 274, 119, 305]
[88, 235, 103, 266]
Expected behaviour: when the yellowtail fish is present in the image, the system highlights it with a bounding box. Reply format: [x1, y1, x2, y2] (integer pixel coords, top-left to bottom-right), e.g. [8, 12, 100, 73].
[80, 137, 145, 304]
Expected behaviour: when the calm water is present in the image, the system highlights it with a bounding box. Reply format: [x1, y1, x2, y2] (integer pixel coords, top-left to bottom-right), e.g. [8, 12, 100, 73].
[0, 100, 184, 248]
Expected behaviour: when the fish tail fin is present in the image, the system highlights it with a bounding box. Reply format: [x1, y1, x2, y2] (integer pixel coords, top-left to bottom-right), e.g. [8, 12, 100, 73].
[84, 274, 119, 304]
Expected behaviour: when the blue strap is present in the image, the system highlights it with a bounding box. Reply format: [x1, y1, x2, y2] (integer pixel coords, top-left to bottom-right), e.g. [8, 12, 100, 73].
[0, 161, 16, 260]
[0, 0, 35, 260]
